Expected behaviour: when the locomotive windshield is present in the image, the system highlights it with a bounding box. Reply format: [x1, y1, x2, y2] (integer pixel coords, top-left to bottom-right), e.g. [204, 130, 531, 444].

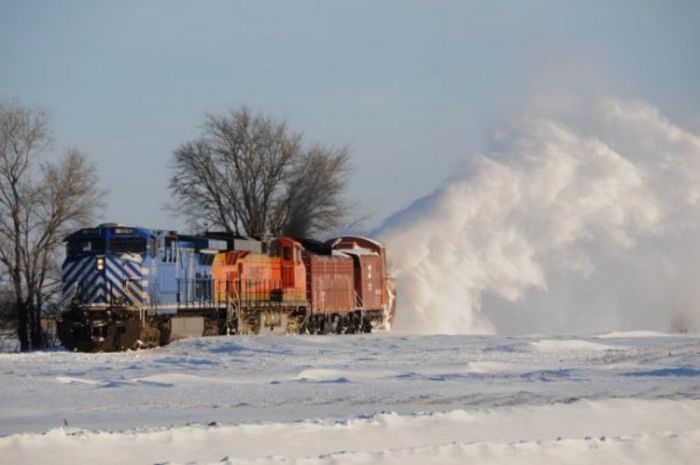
[67, 237, 146, 256]
[110, 237, 146, 255]
[67, 238, 106, 256]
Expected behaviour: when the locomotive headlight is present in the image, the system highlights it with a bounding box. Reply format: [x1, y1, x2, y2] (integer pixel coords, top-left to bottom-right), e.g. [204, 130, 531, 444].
[96, 256, 105, 271]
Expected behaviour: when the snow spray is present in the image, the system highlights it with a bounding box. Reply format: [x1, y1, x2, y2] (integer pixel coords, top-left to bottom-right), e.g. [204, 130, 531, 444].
[379, 99, 700, 334]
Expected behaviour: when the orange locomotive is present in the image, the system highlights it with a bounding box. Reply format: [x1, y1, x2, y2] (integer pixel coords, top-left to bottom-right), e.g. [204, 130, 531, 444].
[211, 236, 394, 335]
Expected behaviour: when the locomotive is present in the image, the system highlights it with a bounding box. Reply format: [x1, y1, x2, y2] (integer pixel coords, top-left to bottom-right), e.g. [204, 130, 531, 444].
[56, 224, 395, 352]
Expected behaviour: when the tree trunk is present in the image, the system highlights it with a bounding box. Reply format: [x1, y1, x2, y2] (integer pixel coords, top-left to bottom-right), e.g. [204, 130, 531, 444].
[30, 304, 45, 350]
[15, 301, 29, 352]
[27, 298, 36, 350]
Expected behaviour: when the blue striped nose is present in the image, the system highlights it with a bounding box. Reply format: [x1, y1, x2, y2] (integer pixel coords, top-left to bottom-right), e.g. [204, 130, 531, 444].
[63, 254, 147, 306]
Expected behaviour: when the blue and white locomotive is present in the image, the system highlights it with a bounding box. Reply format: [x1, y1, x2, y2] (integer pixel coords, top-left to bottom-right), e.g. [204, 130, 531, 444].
[57, 223, 238, 351]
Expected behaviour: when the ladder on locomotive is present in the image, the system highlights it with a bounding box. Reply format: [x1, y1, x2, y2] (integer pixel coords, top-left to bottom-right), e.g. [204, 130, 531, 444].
[225, 284, 241, 335]
[355, 290, 364, 309]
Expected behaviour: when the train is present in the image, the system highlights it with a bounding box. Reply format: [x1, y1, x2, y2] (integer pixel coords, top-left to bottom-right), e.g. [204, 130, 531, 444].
[56, 224, 395, 352]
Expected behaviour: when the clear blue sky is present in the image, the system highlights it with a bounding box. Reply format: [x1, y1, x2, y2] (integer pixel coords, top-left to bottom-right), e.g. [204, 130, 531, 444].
[2, 1, 698, 231]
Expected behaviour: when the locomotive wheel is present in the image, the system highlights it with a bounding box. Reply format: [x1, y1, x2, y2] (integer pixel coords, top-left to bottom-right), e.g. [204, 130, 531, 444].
[158, 319, 172, 346]
[361, 315, 372, 333]
[346, 312, 359, 333]
[203, 317, 220, 337]
[307, 315, 320, 335]
[319, 315, 329, 335]
[238, 308, 261, 335]
[313, 314, 324, 334]
[331, 314, 342, 334]
[140, 324, 161, 348]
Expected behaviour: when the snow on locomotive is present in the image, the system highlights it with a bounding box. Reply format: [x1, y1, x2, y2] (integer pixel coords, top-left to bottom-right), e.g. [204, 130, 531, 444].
[57, 224, 395, 352]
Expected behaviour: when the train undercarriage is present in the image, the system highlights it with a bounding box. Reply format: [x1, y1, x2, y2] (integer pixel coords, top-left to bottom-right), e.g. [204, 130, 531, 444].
[57, 302, 390, 352]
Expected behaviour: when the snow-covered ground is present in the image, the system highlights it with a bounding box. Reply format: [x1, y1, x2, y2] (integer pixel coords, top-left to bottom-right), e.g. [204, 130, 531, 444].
[1, 333, 699, 464]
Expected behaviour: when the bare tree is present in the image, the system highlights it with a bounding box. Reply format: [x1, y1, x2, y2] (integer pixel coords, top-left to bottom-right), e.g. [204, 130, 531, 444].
[282, 145, 351, 237]
[0, 280, 13, 331]
[169, 106, 353, 237]
[0, 100, 102, 351]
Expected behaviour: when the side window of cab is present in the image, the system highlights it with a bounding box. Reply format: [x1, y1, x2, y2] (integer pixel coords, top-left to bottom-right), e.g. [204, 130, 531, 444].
[162, 237, 177, 263]
[269, 241, 280, 257]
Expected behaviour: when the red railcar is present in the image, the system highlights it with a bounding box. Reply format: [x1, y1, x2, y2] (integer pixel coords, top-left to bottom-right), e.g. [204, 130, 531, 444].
[301, 245, 362, 334]
[304, 253, 355, 314]
[328, 236, 395, 327]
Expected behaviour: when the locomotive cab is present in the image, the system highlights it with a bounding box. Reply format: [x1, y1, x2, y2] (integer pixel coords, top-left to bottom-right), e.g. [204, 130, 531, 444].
[275, 237, 306, 297]
[58, 225, 157, 351]
[61, 225, 153, 308]
[211, 236, 307, 334]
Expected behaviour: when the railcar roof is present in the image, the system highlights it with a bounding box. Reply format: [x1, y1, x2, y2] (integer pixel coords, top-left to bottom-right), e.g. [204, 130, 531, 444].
[327, 235, 385, 250]
[336, 247, 378, 257]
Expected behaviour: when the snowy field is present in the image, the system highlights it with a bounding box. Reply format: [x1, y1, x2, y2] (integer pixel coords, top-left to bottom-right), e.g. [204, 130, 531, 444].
[1, 333, 699, 464]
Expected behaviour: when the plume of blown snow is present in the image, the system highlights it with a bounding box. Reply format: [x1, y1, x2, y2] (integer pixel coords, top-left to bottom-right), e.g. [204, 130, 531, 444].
[379, 99, 700, 334]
